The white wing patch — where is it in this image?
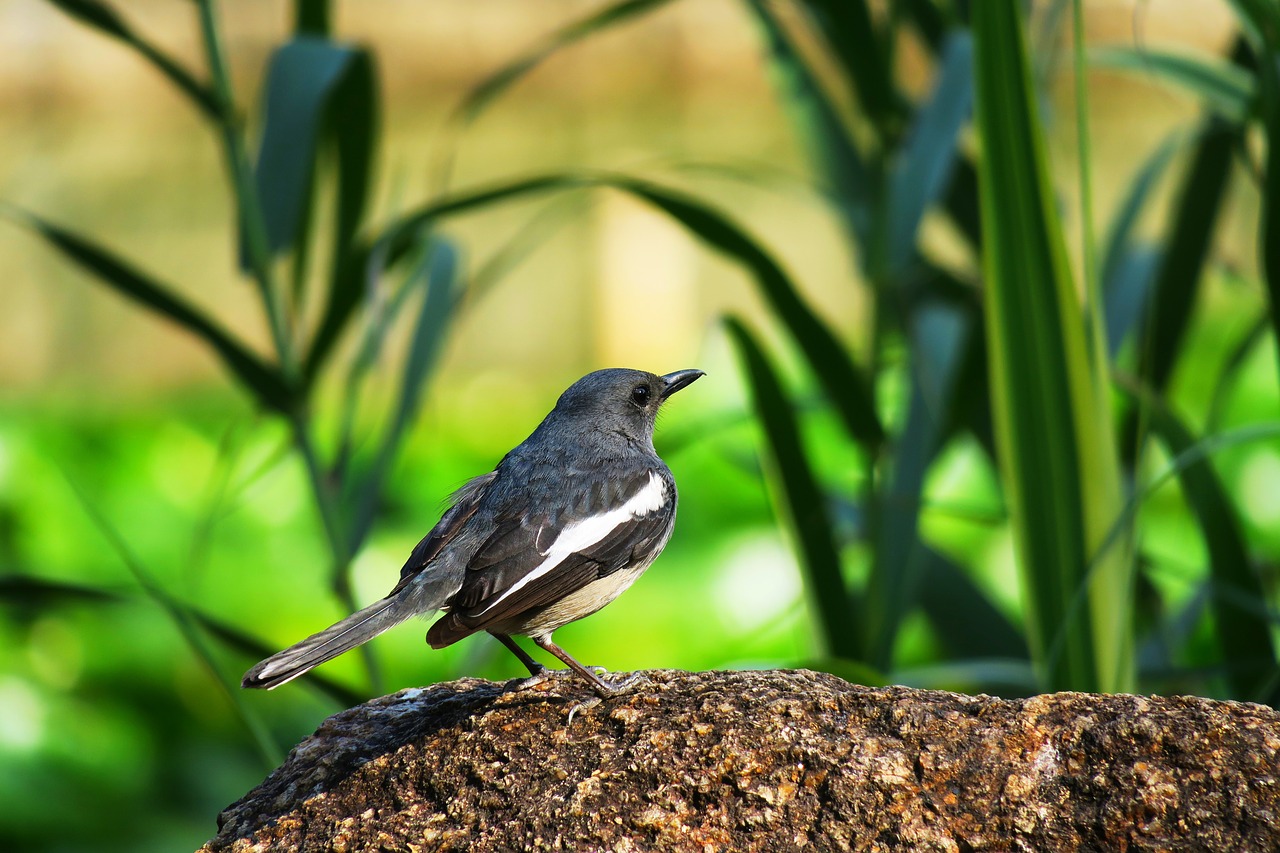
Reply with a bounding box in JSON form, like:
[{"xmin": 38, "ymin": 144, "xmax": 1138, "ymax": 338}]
[{"xmin": 474, "ymin": 471, "xmax": 668, "ymax": 617}]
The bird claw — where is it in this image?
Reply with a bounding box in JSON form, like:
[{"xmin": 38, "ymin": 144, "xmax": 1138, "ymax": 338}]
[
  {"xmin": 507, "ymin": 667, "xmax": 553, "ymax": 693},
  {"xmin": 590, "ymin": 670, "xmax": 651, "ymax": 697},
  {"xmin": 566, "ymin": 696, "xmax": 602, "ymax": 725}
]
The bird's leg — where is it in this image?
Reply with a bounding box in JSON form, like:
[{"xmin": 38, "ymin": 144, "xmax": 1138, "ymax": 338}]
[
  {"xmin": 530, "ymin": 634, "xmax": 649, "ymax": 699},
  {"xmin": 492, "ymin": 632, "xmax": 556, "ymax": 692}
]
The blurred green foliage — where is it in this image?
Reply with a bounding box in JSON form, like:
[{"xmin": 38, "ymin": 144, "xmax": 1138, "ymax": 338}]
[{"xmin": 2, "ymin": 1, "xmax": 1280, "ymax": 852}]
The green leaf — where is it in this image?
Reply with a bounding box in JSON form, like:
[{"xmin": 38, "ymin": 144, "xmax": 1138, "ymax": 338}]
[
  {"xmin": 453, "ymin": 0, "xmax": 675, "ymax": 127},
  {"xmin": 1101, "ymin": 134, "xmax": 1181, "ymax": 294},
  {"xmin": 348, "ymin": 237, "xmax": 461, "ymax": 555},
  {"xmin": 0, "ymin": 574, "xmax": 122, "ymax": 612},
  {"xmin": 746, "ymin": 0, "xmax": 872, "ymax": 245},
  {"xmin": 61, "ymin": 469, "xmax": 282, "ymax": 767},
  {"xmin": 188, "ymin": 608, "xmax": 364, "ymax": 707},
  {"xmin": 299, "ymin": 43, "xmax": 379, "ymax": 386},
  {"xmin": 1103, "ymin": 245, "xmax": 1160, "ymax": 360},
  {"xmin": 1120, "ymin": 381, "xmax": 1279, "ymax": 704},
  {"xmin": 1138, "ymin": 119, "xmax": 1237, "ymax": 396},
  {"xmin": 252, "ymin": 38, "xmax": 375, "ymax": 258},
  {"xmin": 973, "ymin": 0, "xmax": 1132, "ymax": 692},
  {"xmin": 917, "ymin": 549, "xmax": 1028, "ymax": 661},
  {"xmin": 886, "ymin": 31, "xmax": 974, "ymax": 276},
  {"xmin": 7, "ymin": 209, "xmax": 292, "ymax": 413},
  {"xmin": 292, "ymin": 0, "xmax": 331, "ymax": 35},
  {"xmin": 800, "ymin": 0, "xmax": 899, "ymax": 135},
  {"xmin": 1100, "ymin": 134, "xmax": 1181, "ymax": 356},
  {"xmin": 375, "ymin": 173, "xmax": 886, "ymax": 451},
  {"xmin": 1090, "ymin": 46, "xmax": 1254, "ymax": 122},
  {"xmin": 864, "ymin": 303, "xmax": 969, "ymax": 669},
  {"xmin": 45, "ymin": 0, "xmax": 221, "ymax": 119},
  {"xmin": 724, "ymin": 316, "xmax": 860, "ymax": 662},
  {"xmin": 1258, "ymin": 50, "xmax": 1280, "ymax": 383}
]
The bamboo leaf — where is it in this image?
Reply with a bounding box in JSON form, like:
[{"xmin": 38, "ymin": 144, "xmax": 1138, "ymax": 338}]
[
  {"xmin": 886, "ymin": 31, "xmax": 974, "ymax": 276},
  {"xmin": 0, "ymin": 574, "xmax": 123, "ymax": 611},
  {"xmin": 1100, "ymin": 135, "xmax": 1181, "ymax": 356},
  {"xmin": 375, "ymin": 173, "xmax": 886, "ymax": 451},
  {"xmin": 724, "ymin": 316, "xmax": 860, "ymax": 662},
  {"xmin": 61, "ymin": 470, "xmax": 282, "ymax": 766},
  {"xmin": 973, "ymin": 0, "xmax": 1131, "ymax": 692},
  {"xmin": 800, "ymin": 0, "xmax": 899, "ymax": 134},
  {"xmin": 917, "ymin": 548, "xmax": 1028, "ymax": 661},
  {"xmin": 864, "ymin": 303, "xmax": 969, "ymax": 669},
  {"xmin": 1138, "ymin": 119, "xmax": 1237, "ymax": 396},
  {"xmin": 746, "ymin": 0, "xmax": 872, "ymax": 244},
  {"xmin": 252, "ymin": 38, "xmax": 375, "ymax": 258},
  {"xmin": 44, "ymin": 0, "xmax": 221, "ymax": 119},
  {"xmin": 7, "ymin": 209, "xmax": 292, "ymax": 413},
  {"xmin": 348, "ymin": 237, "xmax": 461, "ymax": 554},
  {"xmin": 1091, "ymin": 46, "xmax": 1254, "ymax": 122},
  {"xmin": 453, "ymin": 0, "xmax": 675, "ymax": 127},
  {"xmin": 1258, "ymin": 50, "xmax": 1280, "ymax": 382},
  {"xmin": 1121, "ymin": 381, "xmax": 1280, "ymax": 704},
  {"xmin": 300, "ymin": 45, "xmax": 379, "ymax": 386}
]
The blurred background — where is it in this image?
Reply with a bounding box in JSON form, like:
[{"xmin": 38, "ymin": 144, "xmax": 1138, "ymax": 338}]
[{"xmin": 1, "ymin": 1, "xmax": 1277, "ymax": 851}]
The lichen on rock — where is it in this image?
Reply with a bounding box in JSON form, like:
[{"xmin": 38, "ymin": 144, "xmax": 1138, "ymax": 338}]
[{"xmin": 201, "ymin": 669, "xmax": 1280, "ymax": 852}]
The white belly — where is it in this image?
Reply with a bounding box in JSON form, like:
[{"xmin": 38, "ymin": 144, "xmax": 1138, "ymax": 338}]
[{"xmin": 501, "ymin": 560, "xmax": 653, "ymax": 639}]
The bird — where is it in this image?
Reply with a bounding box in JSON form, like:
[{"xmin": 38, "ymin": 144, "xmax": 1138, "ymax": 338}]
[{"xmin": 242, "ymin": 367, "xmax": 704, "ymax": 700}]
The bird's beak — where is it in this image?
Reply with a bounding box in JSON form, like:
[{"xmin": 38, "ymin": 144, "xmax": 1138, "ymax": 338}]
[{"xmin": 660, "ymin": 369, "xmax": 705, "ymax": 399}]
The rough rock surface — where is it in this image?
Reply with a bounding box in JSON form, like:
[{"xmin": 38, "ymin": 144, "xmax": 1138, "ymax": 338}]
[{"xmin": 201, "ymin": 669, "xmax": 1280, "ymax": 852}]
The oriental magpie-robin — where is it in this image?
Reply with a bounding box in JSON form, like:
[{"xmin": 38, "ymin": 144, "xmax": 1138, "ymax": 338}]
[{"xmin": 242, "ymin": 367, "xmax": 704, "ymax": 699}]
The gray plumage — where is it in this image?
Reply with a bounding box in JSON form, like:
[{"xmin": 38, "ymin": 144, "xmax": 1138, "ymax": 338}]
[{"xmin": 242, "ymin": 367, "xmax": 703, "ymax": 697}]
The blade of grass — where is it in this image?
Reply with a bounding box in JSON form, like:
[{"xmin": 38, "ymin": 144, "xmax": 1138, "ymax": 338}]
[
  {"xmin": 433, "ymin": 0, "xmax": 676, "ymax": 191},
  {"xmin": 0, "ymin": 574, "xmax": 123, "ymax": 610},
  {"xmin": 44, "ymin": 0, "xmax": 221, "ymax": 120},
  {"xmin": 188, "ymin": 607, "xmax": 364, "ymax": 707},
  {"xmin": 61, "ymin": 469, "xmax": 282, "ymax": 768},
  {"xmin": 885, "ymin": 31, "xmax": 974, "ymax": 277},
  {"xmin": 1101, "ymin": 135, "xmax": 1181, "ymax": 299},
  {"xmin": 1137, "ymin": 118, "xmax": 1238, "ymax": 397},
  {"xmin": 6, "ymin": 208, "xmax": 292, "ymax": 413},
  {"xmin": 252, "ymin": 38, "xmax": 371, "ymax": 257},
  {"xmin": 1258, "ymin": 49, "xmax": 1280, "ymax": 382},
  {"xmin": 917, "ymin": 548, "xmax": 1028, "ymax": 661},
  {"xmin": 974, "ymin": 0, "xmax": 1131, "ymax": 691},
  {"xmin": 348, "ymin": 237, "xmax": 461, "ymax": 554},
  {"xmin": 1090, "ymin": 46, "xmax": 1254, "ymax": 122},
  {"xmin": 800, "ymin": 0, "xmax": 899, "ymax": 138},
  {"xmin": 724, "ymin": 316, "xmax": 861, "ymax": 662},
  {"xmin": 375, "ymin": 172, "xmax": 886, "ymax": 451},
  {"xmin": 865, "ymin": 303, "xmax": 968, "ymax": 669},
  {"xmin": 198, "ymin": 0, "xmax": 295, "ymax": 380},
  {"xmin": 1116, "ymin": 375, "xmax": 1279, "ymax": 704},
  {"xmin": 746, "ymin": 0, "xmax": 872, "ymax": 245}
]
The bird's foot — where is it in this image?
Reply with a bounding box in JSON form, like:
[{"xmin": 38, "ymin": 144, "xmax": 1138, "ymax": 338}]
[
  {"xmin": 586, "ymin": 670, "xmax": 651, "ymax": 699},
  {"xmin": 507, "ymin": 665, "xmax": 555, "ymax": 693},
  {"xmin": 566, "ymin": 696, "xmax": 602, "ymax": 725},
  {"xmin": 565, "ymin": 672, "xmax": 650, "ymax": 725}
]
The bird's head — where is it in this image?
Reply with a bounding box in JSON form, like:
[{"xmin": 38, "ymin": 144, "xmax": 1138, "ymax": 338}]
[{"xmin": 549, "ymin": 367, "xmax": 704, "ymax": 446}]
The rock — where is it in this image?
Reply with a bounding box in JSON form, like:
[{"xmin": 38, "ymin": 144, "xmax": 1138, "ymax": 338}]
[{"xmin": 200, "ymin": 669, "xmax": 1280, "ymax": 852}]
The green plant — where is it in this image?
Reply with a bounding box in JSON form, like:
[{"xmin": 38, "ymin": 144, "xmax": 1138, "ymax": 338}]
[{"xmin": 725, "ymin": 0, "xmax": 1280, "ymax": 700}]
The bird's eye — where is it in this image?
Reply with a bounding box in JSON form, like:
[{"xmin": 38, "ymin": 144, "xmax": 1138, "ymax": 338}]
[{"xmin": 631, "ymin": 384, "xmax": 651, "ymax": 405}]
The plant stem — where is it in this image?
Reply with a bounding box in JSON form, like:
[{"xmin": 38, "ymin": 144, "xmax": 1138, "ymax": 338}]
[
  {"xmin": 1072, "ymin": 0, "xmax": 1102, "ymax": 339},
  {"xmin": 197, "ymin": 0, "xmax": 297, "ymax": 384}
]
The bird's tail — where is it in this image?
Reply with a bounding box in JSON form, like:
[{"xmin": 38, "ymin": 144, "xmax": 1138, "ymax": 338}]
[{"xmin": 242, "ymin": 596, "xmax": 417, "ymax": 690}]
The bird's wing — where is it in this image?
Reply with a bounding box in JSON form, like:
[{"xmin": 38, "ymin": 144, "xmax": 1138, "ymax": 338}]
[
  {"xmin": 442, "ymin": 467, "xmax": 675, "ymax": 631},
  {"xmin": 387, "ymin": 471, "xmax": 497, "ymax": 596}
]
